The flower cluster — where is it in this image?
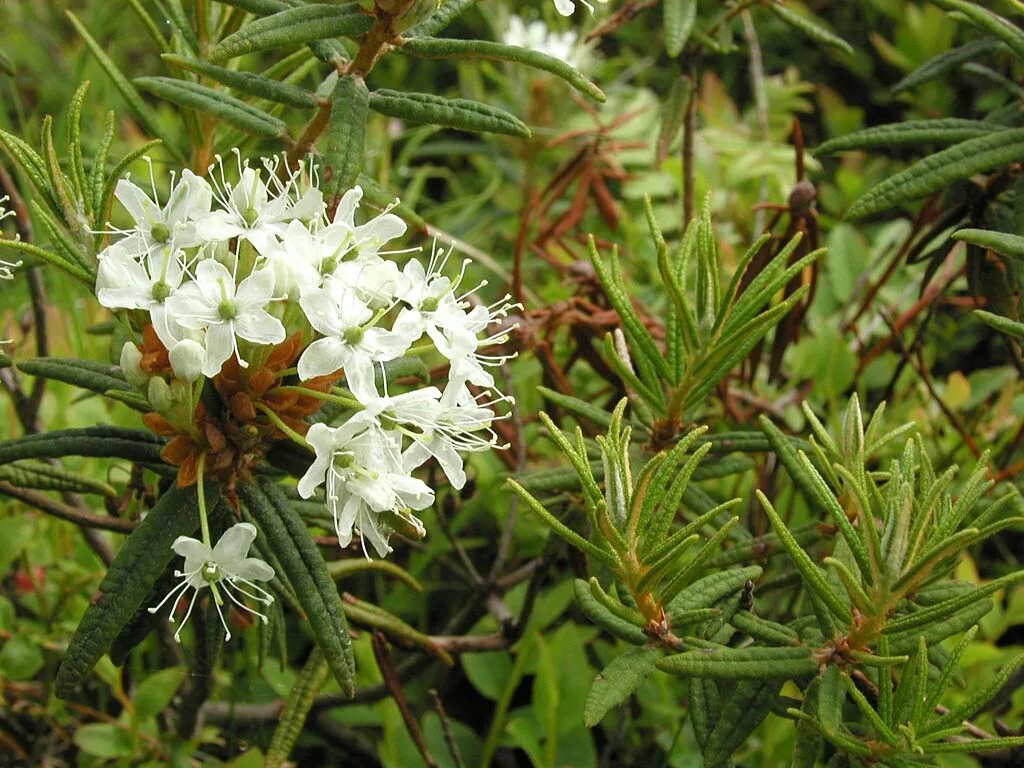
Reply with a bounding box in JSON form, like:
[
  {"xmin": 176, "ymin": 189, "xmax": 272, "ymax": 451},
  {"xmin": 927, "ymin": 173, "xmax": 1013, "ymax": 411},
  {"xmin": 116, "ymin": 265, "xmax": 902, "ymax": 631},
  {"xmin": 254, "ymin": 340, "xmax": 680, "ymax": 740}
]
[{"xmin": 97, "ymin": 153, "xmax": 517, "ymax": 560}]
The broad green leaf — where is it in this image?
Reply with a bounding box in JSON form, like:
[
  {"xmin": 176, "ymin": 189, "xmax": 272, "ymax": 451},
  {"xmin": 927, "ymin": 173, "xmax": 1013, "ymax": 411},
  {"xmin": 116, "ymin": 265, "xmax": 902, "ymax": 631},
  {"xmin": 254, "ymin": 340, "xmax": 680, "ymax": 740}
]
[
  {"xmin": 65, "ymin": 12, "xmax": 183, "ymax": 162},
  {"xmin": 0, "ymin": 634, "xmax": 44, "ymax": 680},
  {"xmin": 208, "ymin": 4, "xmax": 372, "ymax": 63},
  {"xmin": 767, "ymin": 4, "xmax": 853, "ymax": 55},
  {"xmin": 73, "ymin": 724, "xmax": 133, "ymax": 759},
  {"xmin": 664, "ymin": 0, "xmax": 697, "ymax": 58},
  {"xmin": 849, "ymin": 128, "xmax": 1024, "ymax": 219},
  {"xmin": 54, "ymin": 484, "xmax": 212, "ymax": 697},
  {"xmin": 584, "ymin": 646, "xmax": 661, "ymax": 727},
  {"xmin": 400, "ymin": 37, "xmax": 604, "ymax": 101},
  {"xmin": 368, "ymin": 89, "xmax": 530, "ymax": 137},
  {"xmin": 323, "ymin": 74, "xmax": 369, "ymax": 196},
  {"xmin": 657, "ymin": 645, "xmax": 818, "ymax": 680},
  {"xmin": 133, "ymin": 666, "xmax": 187, "ymax": 721},
  {"xmin": 135, "ymin": 77, "xmax": 288, "ymax": 139},
  {"xmin": 240, "ymin": 479, "xmax": 356, "ymax": 696},
  {"xmin": 162, "ymin": 55, "xmax": 320, "ymax": 109},
  {"xmin": 815, "ymin": 119, "xmax": 1005, "ymax": 155}
]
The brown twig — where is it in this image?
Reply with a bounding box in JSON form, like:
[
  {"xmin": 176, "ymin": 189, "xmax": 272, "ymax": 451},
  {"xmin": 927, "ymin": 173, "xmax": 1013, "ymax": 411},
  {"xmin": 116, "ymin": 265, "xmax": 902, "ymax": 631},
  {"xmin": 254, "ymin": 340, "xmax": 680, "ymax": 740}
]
[
  {"xmin": 0, "ymin": 481, "xmax": 135, "ymax": 533},
  {"xmin": 430, "ymin": 690, "xmax": 467, "ymax": 768},
  {"xmin": 372, "ymin": 631, "xmax": 439, "ymax": 768}
]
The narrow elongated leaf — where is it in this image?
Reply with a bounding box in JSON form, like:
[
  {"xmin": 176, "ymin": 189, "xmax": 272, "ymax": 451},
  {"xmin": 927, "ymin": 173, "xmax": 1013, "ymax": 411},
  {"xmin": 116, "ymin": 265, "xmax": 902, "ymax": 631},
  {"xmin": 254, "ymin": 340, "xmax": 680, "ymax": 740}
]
[
  {"xmin": 403, "ymin": 0, "xmax": 480, "ymax": 38},
  {"xmin": 846, "ymin": 129, "xmax": 1024, "ymax": 219},
  {"xmin": 657, "ymin": 74, "xmax": 691, "ymax": 163},
  {"xmin": 0, "ymin": 426, "xmax": 165, "ymax": 466},
  {"xmin": 400, "ymin": 37, "xmax": 604, "ymax": 101},
  {"xmin": 663, "ymin": 0, "xmax": 697, "ymax": 58},
  {"xmin": 265, "ymin": 649, "xmax": 329, "ymax": 768},
  {"xmin": 162, "ymin": 55, "xmax": 320, "ymax": 109},
  {"xmin": 135, "ymin": 77, "xmax": 288, "ymax": 139},
  {"xmin": 953, "ymin": 227, "xmax": 1024, "ymax": 260},
  {"xmin": 815, "ymin": 119, "xmax": 1004, "ymax": 155},
  {"xmin": 767, "ymin": 4, "xmax": 853, "ymax": 55},
  {"xmin": 658, "ymin": 646, "xmax": 818, "ymax": 680},
  {"xmin": 975, "ymin": 309, "xmax": 1024, "ymax": 339},
  {"xmin": 324, "ymin": 74, "xmax": 369, "ymax": 196},
  {"xmin": 666, "ymin": 566, "xmax": 762, "ymax": 618},
  {"xmin": 891, "ymin": 38, "xmax": 1004, "ymax": 93},
  {"xmin": 0, "ymin": 461, "xmax": 116, "ymax": 498},
  {"xmin": 368, "ymin": 90, "xmax": 530, "ymax": 137},
  {"xmin": 703, "ymin": 680, "xmax": 779, "ymax": 767},
  {"xmin": 65, "ymin": 12, "xmax": 183, "ymax": 162},
  {"xmin": 537, "ymin": 386, "xmax": 613, "ymax": 429},
  {"xmin": 209, "ymin": 4, "xmax": 372, "ymax": 63},
  {"xmin": 17, "ymin": 357, "xmax": 131, "ymax": 395},
  {"xmin": 931, "ymin": 0, "xmax": 1024, "ymax": 62},
  {"xmin": 730, "ymin": 611, "xmax": 799, "ymax": 645},
  {"xmin": 54, "ymin": 484, "xmax": 212, "ymax": 696},
  {"xmin": 584, "ymin": 646, "xmax": 661, "ymax": 727},
  {"xmin": 240, "ymin": 479, "xmax": 356, "ymax": 696},
  {"xmin": 573, "ymin": 579, "xmax": 647, "ymax": 645}
]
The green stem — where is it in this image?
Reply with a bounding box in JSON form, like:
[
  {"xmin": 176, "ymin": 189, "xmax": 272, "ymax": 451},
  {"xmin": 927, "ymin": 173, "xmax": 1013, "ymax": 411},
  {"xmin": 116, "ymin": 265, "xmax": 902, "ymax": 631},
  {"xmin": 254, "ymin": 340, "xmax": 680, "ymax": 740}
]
[
  {"xmin": 255, "ymin": 403, "xmax": 311, "ymax": 449},
  {"xmin": 197, "ymin": 451, "xmax": 211, "ymax": 547},
  {"xmin": 277, "ymin": 385, "xmax": 364, "ymax": 410}
]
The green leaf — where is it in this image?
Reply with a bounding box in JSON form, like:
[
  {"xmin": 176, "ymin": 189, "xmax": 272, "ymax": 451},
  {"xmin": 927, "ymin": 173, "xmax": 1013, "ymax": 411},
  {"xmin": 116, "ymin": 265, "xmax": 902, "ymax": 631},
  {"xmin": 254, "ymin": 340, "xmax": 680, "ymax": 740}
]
[
  {"xmin": 846, "ymin": 129, "xmax": 1024, "ymax": 219},
  {"xmin": 65, "ymin": 12, "xmax": 183, "ymax": 163},
  {"xmin": 730, "ymin": 610, "xmax": 800, "ymax": 645},
  {"xmin": 135, "ymin": 77, "xmax": 288, "ymax": 139},
  {"xmin": 404, "ymin": 0, "xmax": 480, "ymax": 38},
  {"xmin": 756, "ymin": 490, "xmax": 852, "ymax": 624},
  {"xmin": 974, "ymin": 309, "xmax": 1024, "ymax": 339},
  {"xmin": 664, "ymin": 0, "xmax": 697, "ymax": 58},
  {"xmin": 162, "ymin": 55, "xmax": 320, "ymax": 109},
  {"xmin": 573, "ymin": 579, "xmax": 647, "ymax": 645},
  {"xmin": 815, "ymin": 119, "xmax": 1004, "ymax": 155},
  {"xmin": 240, "ymin": 479, "xmax": 356, "ymax": 697},
  {"xmin": 953, "ymin": 227, "xmax": 1024, "ymax": 260},
  {"xmin": 0, "ymin": 426, "xmax": 165, "ymax": 466},
  {"xmin": 400, "ymin": 37, "xmax": 604, "ymax": 101},
  {"xmin": 657, "ymin": 645, "xmax": 818, "ymax": 680},
  {"xmin": 324, "ymin": 74, "xmax": 369, "ymax": 196},
  {"xmin": 890, "ymin": 38, "xmax": 1004, "ymax": 93},
  {"xmin": 0, "ymin": 634, "xmax": 44, "ymax": 680},
  {"xmin": 265, "ymin": 649, "xmax": 329, "ymax": 768},
  {"xmin": 208, "ymin": 4, "xmax": 372, "ymax": 63},
  {"xmin": 17, "ymin": 356, "xmax": 131, "ymax": 395},
  {"xmin": 583, "ymin": 645, "xmax": 661, "ymax": 727},
  {"xmin": 537, "ymin": 386, "xmax": 613, "ymax": 429},
  {"xmin": 0, "ymin": 461, "xmax": 116, "ymax": 498},
  {"xmin": 133, "ymin": 666, "xmax": 187, "ymax": 721},
  {"xmin": 74, "ymin": 723, "xmax": 133, "ymax": 759},
  {"xmin": 368, "ymin": 89, "xmax": 530, "ymax": 137},
  {"xmin": 931, "ymin": 0, "xmax": 1024, "ymax": 62},
  {"xmin": 657, "ymin": 74, "xmax": 691, "ymax": 163},
  {"xmin": 54, "ymin": 484, "xmax": 211, "ymax": 697},
  {"xmin": 767, "ymin": 4, "xmax": 853, "ymax": 55},
  {"xmin": 703, "ymin": 680, "xmax": 779, "ymax": 767},
  {"xmin": 666, "ymin": 566, "xmax": 762, "ymax": 619}
]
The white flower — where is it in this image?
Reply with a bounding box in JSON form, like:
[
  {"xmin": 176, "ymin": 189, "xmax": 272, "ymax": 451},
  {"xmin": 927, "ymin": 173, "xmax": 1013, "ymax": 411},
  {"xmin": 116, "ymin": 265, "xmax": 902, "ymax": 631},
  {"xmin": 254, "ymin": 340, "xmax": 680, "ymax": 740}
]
[
  {"xmin": 298, "ymin": 418, "xmax": 434, "ymax": 557},
  {"xmin": 393, "ymin": 251, "xmax": 481, "ymax": 359},
  {"xmin": 504, "ymin": 15, "xmax": 581, "ymax": 66},
  {"xmin": 166, "ymin": 259, "xmax": 285, "ymax": 376},
  {"xmin": 322, "ymin": 187, "xmax": 407, "ymax": 262},
  {"xmin": 111, "ymin": 166, "xmax": 213, "ymax": 254},
  {"xmin": 553, "ymin": 0, "xmax": 609, "ymax": 16},
  {"xmin": 148, "ymin": 522, "xmax": 275, "ymax": 641},
  {"xmin": 169, "ymin": 338, "xmax": 206, "ymax": 383},
  {"xmin": 199, "ymin": 158, "xmax": 323, "ymax": 257},
  {"xmin": 0, "ymin": 197, "xmax": 19, "ymax": 281},
  {"xmin": 296, "ymin": 281, "xmax": 414, "ymax": 401},
  {"xmin": 95, "ymin": 245, "xmax": 186, "ymax": 349}
]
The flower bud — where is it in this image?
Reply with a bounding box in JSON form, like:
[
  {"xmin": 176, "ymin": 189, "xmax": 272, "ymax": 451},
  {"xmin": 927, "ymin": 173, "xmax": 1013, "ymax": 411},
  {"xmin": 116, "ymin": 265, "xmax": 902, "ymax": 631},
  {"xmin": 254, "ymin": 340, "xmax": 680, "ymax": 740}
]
[
  {"xmin": 119, "ymin": 342, "xmax": 149, "ymax": 387},
  {"xmin": 147, "ymin": 376, "xmax": 173, "ymax": 413},
  {"xmin": 169, "ymin": 339, "xmax": 205, "ymax": 383}
]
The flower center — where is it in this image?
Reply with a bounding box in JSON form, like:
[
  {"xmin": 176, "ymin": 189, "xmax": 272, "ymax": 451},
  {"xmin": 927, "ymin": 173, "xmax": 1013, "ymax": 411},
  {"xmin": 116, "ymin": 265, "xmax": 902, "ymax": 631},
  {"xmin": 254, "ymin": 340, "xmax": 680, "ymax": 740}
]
[
  {"xmin": 421, "ymin": 296, "xmax": 440, "ymax": 312},
  {"xmin": 151, "ymin": 280, "xmax": 172, "ymax": 303},
  {"xmin": 150, "ymin": 222, "xmax": 171, "ymax": 243},
  {"xmin": 343, "ymin": 326, "xmax": 364, "ymax": 346},
  {"xmin": 320, "ymin": 256, "xmax": 338, "ymax": 275},
  {"xmin": 218, "ymin": 299, "xmax": 238, "ymax": 320},
  {"xmin": 334, "ymin": 451, "xmax": 355, "ymax": 469},
  {"xmin": 242, "ymin": 206, "xmax": 260, "ymax": 227},
  {"xmin": 201, "ymin": 563, "xmax": 221, "ymax": 584}
]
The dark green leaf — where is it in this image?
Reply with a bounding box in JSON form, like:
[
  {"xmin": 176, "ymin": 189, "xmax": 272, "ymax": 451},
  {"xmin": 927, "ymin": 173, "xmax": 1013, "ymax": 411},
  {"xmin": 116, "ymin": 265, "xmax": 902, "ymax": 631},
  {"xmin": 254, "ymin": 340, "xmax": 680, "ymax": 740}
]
[
  {"xmin": 162, "ymin": 55, "xmax": 321, "ymax": 109},
  {"xmin": 664, "ymin": 0, "xmax": 697, "ymax": 58},
  {"xmin": 368, "ymin": 90, "xmax": 530, "ymax": 137},
  {"xmin": 324, "ymin": 74, "xmax": 369, "ymax": 196},
  {"xmin": 815, "ymin": 119, "xmax": 1004, "ymax": 155},
  {"xmin": 584, "ymin": 646, "xmax": 661, "ymax": 727},
  {"xmin": 135, "ymin": 77, "xmax": 288, "ymax": 138}
]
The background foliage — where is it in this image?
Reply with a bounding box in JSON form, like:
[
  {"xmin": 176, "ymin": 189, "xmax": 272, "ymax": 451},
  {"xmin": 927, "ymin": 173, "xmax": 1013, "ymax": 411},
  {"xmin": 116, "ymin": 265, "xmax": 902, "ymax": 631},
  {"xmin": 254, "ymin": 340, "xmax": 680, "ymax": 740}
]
[{"xmin": 3, "ymin": 1, "xmax": 1024, "ymax": 766}]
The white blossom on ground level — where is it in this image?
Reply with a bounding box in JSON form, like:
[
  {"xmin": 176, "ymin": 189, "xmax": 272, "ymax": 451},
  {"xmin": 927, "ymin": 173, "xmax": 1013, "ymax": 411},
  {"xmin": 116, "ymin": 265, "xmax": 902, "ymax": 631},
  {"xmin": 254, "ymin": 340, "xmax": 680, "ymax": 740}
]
[
  {"xmin": 148, "ymin": 523, "xmax": 275, "ymax": 641},
  {"xmin": 95, "ymin": 154, "xmax": 517, "ymax": 560}
]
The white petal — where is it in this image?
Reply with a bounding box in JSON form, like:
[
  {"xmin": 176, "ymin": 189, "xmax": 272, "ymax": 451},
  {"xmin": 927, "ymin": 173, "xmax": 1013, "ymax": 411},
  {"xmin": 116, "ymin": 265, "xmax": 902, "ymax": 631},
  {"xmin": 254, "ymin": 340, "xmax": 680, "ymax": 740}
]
[
  {"xmin": 297, "ymin": 336, "xmax": 349, "ymax": 380},
  {"xmin": 203, "ymin": 323, "xmax": 235, "ymax": 377},
  {"xmin": 231, "ymin": 557, "xmax": 275, "ymax": 581},
  {"xmin": 212, "ymin": 522, "xmax": 257, "ymax": 567},
  {"xmin": 235, "ymin": 310, "xmax": 285, "ymax": 345}
]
